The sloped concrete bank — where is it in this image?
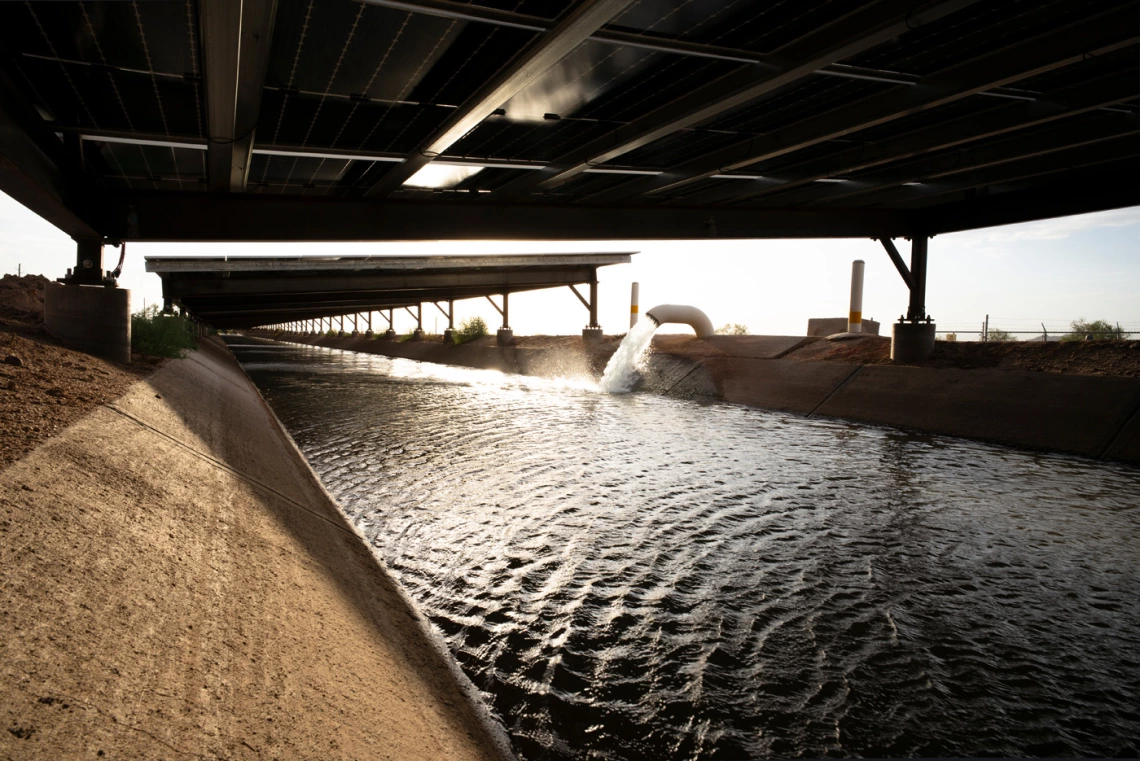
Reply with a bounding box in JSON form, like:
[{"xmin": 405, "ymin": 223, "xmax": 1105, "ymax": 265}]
[
  {"xmin": 1, "ymin": 337, "xmax": 511, "ymax": 760},
  {"xmin": 258, "ymin": 331, "xmax": 1140, "ymax": 465}
]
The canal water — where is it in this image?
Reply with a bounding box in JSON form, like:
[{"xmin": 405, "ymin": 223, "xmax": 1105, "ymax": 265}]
[{"xmin": 226, "ymin": 337, "xmax": 1140, "ymax": 760}]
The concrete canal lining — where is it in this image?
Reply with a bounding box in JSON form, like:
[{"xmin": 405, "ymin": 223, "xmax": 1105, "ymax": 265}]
[{"xmin": 0, "ymin": 338, "xmax": 510, "ymax": 760}]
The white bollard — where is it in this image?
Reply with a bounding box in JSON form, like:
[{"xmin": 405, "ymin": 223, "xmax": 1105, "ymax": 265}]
[
  {"xmin": 848, "ymin": 260, "xmax": 865, "ymax": 333},
  {"xmin": 630, "ymin": 282, "xmax": 640, "ymax": 328}
]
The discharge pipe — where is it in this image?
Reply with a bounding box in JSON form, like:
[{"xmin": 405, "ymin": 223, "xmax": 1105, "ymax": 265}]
[{"xmin": 645, "ymin": 304, "xmax": 715, "ymax": 338}]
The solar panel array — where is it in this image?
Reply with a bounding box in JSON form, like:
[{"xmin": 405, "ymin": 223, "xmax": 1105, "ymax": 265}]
[{"xmin": 0, "ymin": 0, "xmax": 1136, "ymax": 240}]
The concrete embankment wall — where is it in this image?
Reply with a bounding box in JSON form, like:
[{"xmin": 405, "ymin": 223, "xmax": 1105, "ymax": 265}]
[
  {"xmin": 0, "ymin": 337, "xmax": 510, "ymax": 760},
  {"xmin": 261, "ymin": 332, "xmax": 1140, "ymax": 465}
]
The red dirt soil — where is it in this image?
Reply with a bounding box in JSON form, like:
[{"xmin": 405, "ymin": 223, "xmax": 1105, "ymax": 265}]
[
  {"xmin": 1, "ymin": 274, "xmax": 159, "ymax": 468},
  {"xmin": 784, "ymin": 334, "xmax": 1140, "ymax": 377}
]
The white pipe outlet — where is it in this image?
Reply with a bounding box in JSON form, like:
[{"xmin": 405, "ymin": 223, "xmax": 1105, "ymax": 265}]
[{"xmin": 645, "ymin": 304, "xmax": 715, "ymax": 338}]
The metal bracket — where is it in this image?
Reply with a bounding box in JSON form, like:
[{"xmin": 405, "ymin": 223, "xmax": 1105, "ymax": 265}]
[
  {"xmin": 567, "ymin": 283, "xmax": 591, "ymax": 310},
  {"xmin": 878, "ymin": 237, "xmax": 913, "ymax": 289}
]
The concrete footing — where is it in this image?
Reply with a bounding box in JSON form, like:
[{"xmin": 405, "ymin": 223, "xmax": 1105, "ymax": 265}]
[
  {"xmin": 44, "ymin": 282, "xmax": 131, "ymax": 363},
  {"xmin": 497, "ymin": 328, "xmax": 514, "ymax": 344},
  {"xmin": 582, "ymin": 326, "xmax": 603, "ymax": 341},
  {"xmin": 412, "ymin": 328, "xmax": 426, "ymax": 341},
  {"xmin": 384, "ymin": 329, "xmax": 397, "ymax": 340},
  {"xmin": 892, "ymin": 321, "xmax": 937, "ymax": 363},
  {"xmin": 443, "ymin": 328, "xmax": 456, "ymax": 343},
  {"xmin": 365, "ymin": 330, "xmax": 374, "ymax": 338}
]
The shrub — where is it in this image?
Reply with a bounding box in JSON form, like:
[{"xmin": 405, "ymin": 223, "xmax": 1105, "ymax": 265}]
[
  {"xmin": 984, "ymin": 328, "xmax": 1015, "ymax": 342},
  {"xmin": 1062, "ymin": 318, "xmax": 1128, "ymax": 341},
  {"xmin": 454, "ymin": 316, "xmax": 488, "ymax": 344},
  {"xmin": 131, "ymin": 304, "xmax": 197, "ymax": 358},
  {"xmin": 716, "ymin": 323, "xmax": 749, "ymax": 335}
]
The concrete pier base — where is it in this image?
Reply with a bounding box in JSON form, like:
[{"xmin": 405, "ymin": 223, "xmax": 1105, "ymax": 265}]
[
  {"xmin": 43, "ymin": 282, "xmax": 131, "ymax": 363},
  {"xmin": 497, "ymin": 328, "xmax": 514, "ymax": 344},
  {"xmin": 384, "ymin": 329, "xmax": 397, "ymax": 340},
  {"xmin": 412, "ymin": 328, "xmax": 426, "ymax": 341},
  {"xmin": 892, "ymin": 321, "xmax": 937, "ymax": 363},
  {"xmin": 443, "ymin": 328, "xmax": 456, "ymax": 343},
  {"xmin": 582, "ymin": 326, "xmax": 603, "ymax": 341}
]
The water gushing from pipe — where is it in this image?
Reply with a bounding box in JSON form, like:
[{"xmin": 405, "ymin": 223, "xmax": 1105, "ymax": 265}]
[{"xmin": 598, "ymin": 317, "xmax": 658, "ymax": 393}]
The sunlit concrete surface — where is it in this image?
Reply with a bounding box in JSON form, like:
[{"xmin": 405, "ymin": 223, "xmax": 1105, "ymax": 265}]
[{"xmin": 0, "ymin": 339, "xmax": 507, "ymax": 760}]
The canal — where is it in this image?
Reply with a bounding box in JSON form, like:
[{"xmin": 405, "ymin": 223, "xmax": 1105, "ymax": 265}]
[{"xmin": 226, "ymin": 337, "xmax": 1139, "ymax": 760}]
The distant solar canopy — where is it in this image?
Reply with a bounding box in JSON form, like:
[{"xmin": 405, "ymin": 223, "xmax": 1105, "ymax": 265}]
[
  {"xmin": 146, "ymin": 253, "xmax": 633, "ymax": 328},
  {"xmin": 0, "ymin": 0, "xmax": 1136, "ymax": 243}
]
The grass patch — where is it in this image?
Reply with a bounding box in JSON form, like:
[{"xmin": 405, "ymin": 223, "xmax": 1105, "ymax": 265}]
[{"xmin": 131, "ymin": 304, "xmax": 197, "ymax": 358}]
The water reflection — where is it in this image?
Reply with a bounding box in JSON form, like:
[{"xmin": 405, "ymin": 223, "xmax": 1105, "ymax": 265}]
[{"xmin": 229, "ymin": 337, "xmax": 1140, "ymax": 760}]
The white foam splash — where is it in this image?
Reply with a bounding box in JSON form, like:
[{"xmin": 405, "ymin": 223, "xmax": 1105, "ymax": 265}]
[{"xmin": 598, "ymin": 318, "xmax": 658, "ymax": 393}]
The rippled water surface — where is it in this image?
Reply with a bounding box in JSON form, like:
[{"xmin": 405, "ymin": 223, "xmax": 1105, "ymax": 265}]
[{"xmin": 228, "ymin": 337, "xmax": 1140, "ymax": 760}]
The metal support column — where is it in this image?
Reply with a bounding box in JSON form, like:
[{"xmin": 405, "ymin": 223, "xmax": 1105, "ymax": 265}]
[
  {"xmin": 880, "ymin": 235, "xmax": 935, "ymax": 362},
  {"xmin": 435, "ymin": 300, "xmax": 456, "ymax": 343},
  {"xmin": 66, "ymin": 239, "xmax": 107, "ymax": 285},
  {"xmin": 487, "ymin": 294, "xmax": 513, "ymax": 343},
  {"xmin": 907, "ymin": 236, "xmax": 928, "ymax": 322}
]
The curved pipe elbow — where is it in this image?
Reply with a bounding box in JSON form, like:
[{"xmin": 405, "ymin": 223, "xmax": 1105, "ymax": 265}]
[{"xmin": 644, "ymin": 304, "xmax": 715, "ymax": 338}]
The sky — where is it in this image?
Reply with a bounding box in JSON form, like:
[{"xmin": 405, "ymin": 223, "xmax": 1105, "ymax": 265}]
[{"xmin": 2, "ymin": 190, "xmax": 1138, "ymax": 339}]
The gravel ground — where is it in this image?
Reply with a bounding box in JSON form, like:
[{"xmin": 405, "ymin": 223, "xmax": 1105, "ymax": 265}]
[
  {"xmin": 1, "ymin": 274, "xmax": 160, "ymax": 467},
  {"xmin": 784, "ymin": 334, "xmax": 1140, "ymax": 376}
]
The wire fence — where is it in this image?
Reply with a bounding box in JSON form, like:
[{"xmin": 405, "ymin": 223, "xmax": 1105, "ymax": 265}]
[{"xmin": 935, "ymin": 318, "xmax": 1139, "ymax": 342}]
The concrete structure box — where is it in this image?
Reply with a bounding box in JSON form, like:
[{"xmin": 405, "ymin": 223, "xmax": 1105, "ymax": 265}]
[
  {"xmin": 44, "ymin": 282, "xmax": 131, "ymax": 364},
  {"xmin": 807, "ymin": 318, "xmax": 881, "ymax": 337}
]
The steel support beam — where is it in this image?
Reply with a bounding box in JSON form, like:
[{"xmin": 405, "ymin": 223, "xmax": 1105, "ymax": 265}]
[
  {"xmin": 676, "ymin": 68, "xmax": 1140, "ymax": 207},
  {"xmin": 588, "ymin": 7, "xmax": 1138, "ymax": 203},
  {"xmin": 492, "ymin": 0, "xmax": 981, "ymax": 198},
  {"xmin": 770, "ymin": 112, "xmax": 1138, "ymax": 208},
  {"xmin": 364, "ymin": 0, "xmax": 637, "ymax": 196},
  {"xmin": 832, "ymin": 134, "xmax": 1137, "ymax": 208},
  {"xmin": 879, "ymin": 238, "xmax": 913, "ymax": 290},
  {"xmin": 0, "ymin": 64, "xmax": 107, "ymax": 238},
  {"xmin": 161, "ymin": 271, "xmax": 601, "ymax": 299},
  {"xmin": 113, "ymin": 193, "xmax": 912, "ymax": 240},
  {"xmin": 913, "ymin": 166, "xmax": 1140, "ymax": 236},
  {"xmin": 199, "ymin": 0, "xmax": 278, "ymax": 191}
]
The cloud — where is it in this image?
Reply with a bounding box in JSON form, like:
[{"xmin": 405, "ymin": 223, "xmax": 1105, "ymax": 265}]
[{"xmin": 948, "ymin": 206, "xmax": 1140, "ymax": 247}]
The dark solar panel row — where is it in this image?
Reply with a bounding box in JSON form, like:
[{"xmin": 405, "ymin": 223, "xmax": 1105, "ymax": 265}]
[{"xmin": 0, "ymin": 0, "xmax": 1133, "ymax": 238}]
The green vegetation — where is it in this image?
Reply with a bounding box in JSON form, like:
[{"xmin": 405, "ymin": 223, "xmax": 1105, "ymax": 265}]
[
  {"xmin": 985, "ymin": 328, "xmax": 1015, "ymax": 342},
  {"xmin": 131, "ymin": 304, "xmax": 197, "ymax": 358},
  {"xmin": 453, "ymin": 316, "xmax": 488, "ymax": 344},
  {"xmin": 1062, "ymin": 318, "xmax": 1129, "ymax": 341},
  {"xmin": 716, "ymin": 323, "xmax": 749, "ymax": 335}
]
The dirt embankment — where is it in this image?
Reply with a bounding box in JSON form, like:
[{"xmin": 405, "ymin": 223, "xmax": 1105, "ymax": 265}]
[
  {"xmin": 784, "ymin": 334, "xmax": 1140, "ymax": 377},
  {"xmin": 0, "ymin": 274, "xmax": 159, "ymax": 467}
]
